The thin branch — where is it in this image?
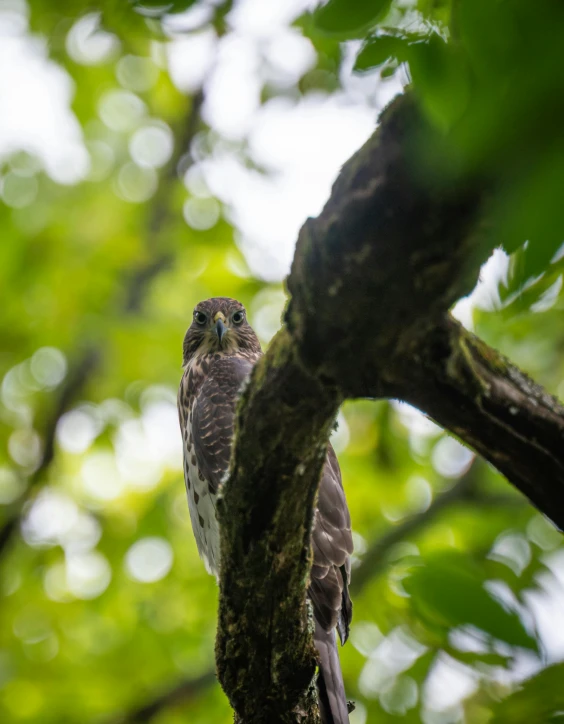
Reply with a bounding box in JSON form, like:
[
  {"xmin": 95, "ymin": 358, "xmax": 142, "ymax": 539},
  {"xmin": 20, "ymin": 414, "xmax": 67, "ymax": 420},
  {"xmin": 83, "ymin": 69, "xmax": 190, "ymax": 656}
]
[
  {"xmin": 0, "ymin": 89, "xmax": 205, "ymax": 558},
  {"xmin": 0, "ymin": 345, "xmax": 100, "ymax": 554},
  {"xmin": 124, "ymin": 89, "xmax": 204, "ymax": 314},
  {"xmin": 351, "ymin": 466, "xmax": 525, "ymax": 595},
  {"xmin": 103, "ymin": 670, "xmax": 216, "ymax": 724},
  {"xmin": 351, "ymin": 469, "xmax": 477, "ymax": 595}
]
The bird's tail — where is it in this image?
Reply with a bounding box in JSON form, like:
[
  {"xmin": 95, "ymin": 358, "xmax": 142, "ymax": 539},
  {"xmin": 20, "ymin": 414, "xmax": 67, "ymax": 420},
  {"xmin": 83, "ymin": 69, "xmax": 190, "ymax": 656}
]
[{"xmin": 314, "ymin": 619, "xmax": 350, "ymax": 724}]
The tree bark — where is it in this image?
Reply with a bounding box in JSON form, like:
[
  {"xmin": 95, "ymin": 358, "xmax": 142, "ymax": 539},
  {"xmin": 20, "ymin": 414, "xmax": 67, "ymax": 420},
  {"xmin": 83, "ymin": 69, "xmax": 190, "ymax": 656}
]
[
  {"xmin": 216, "ymin": 91, "xmax": 564, "ymax": 721},
  {"xmin": 217, "ymin": 333, "xmax": 338, "ymax": 723},
  {"xmin": 398, "ymin": 317, "xmax": 564, "ymax": 529}
]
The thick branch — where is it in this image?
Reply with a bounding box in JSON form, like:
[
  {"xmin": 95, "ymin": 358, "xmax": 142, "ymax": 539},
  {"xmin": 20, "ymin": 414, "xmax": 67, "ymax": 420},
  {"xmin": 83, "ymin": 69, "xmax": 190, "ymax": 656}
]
[
  {"xmin": 286, "ymin": 92, "xmax": 489, "ymax": 395},
  {"xmin": 217, "ymin": 331, "xmax": 339, "ymax": 723},
  {"xmin": 218, "ymin": 90, "xmax": 564, "ymax": 721},
  {"xmin": 284, "ymin": 91, "xmax": 564, "ymax": 527},
  {"xmin": 398, "ymin": 316, "xmax": 564, "ymax": 528}
]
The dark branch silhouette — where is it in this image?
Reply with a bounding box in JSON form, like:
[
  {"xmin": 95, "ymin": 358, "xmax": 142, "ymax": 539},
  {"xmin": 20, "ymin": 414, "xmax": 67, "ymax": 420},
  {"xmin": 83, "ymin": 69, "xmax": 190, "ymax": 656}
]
[
  {"xmin": 351, "ymin": 464, "xmax": 525, "ymax": 595},
  {"xmin": 102, "ymin": 670, "xmax": 216, "ymax": 724},
  {"xmin": 216, "ymin": 91, "xmax": 564, "ymax": 721}
]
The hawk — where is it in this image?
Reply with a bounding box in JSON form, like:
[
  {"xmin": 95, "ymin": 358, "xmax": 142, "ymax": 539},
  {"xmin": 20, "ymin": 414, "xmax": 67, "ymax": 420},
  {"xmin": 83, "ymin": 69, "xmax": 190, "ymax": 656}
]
[{"xmin": 178, "ymin": 297, "xmax": 353, "ymax": 724}]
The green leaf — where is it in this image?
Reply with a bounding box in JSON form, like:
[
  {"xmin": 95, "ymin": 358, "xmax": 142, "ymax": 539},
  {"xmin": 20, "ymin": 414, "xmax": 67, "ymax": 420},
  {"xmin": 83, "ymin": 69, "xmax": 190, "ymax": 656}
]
[
  {"xmin": 131, "ymin": 0, "xmax": 198, "ymax": 16},
  {"xmin": 380, "ymin": 61, "xmax": 398, "ymax": 79},
  {"xmin": 403, "ymin": 552, "xmax": 539, "ymax": 652},
  {"xmin": 499, "ymin": 253, "xmax": 564, "ymax": 314},
  {"xmin": 492, "ymin": 663, "xmax": 564, "ymax": 723},
  {"xmin": 354, "ymin": 34, "xmax": 409, "ymax": 72},
  {"xmin": 409, "ymin": 33, "xmax": 471, "ymax": 131},
  {"xmin": 313, "ymin": 0, "xmax": 393, "ymax": 39},
  {"xmin": 451, "ymin": 649, "xmax": 511, "ymax": 668},
  {"xmin": 496, "ymin": 147, "xmax": 564, "ymax": 286}
]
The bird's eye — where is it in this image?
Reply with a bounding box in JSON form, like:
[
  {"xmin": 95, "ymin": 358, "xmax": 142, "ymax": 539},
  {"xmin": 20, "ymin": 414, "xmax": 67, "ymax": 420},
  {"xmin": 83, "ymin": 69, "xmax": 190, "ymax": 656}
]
[
  {"xmin": 194, "ymin": 311, "xmax": 207, "ymax": 325},
  {"xmin": 232, "ymin": 311, "xmax": 245, "ymax": 325}
]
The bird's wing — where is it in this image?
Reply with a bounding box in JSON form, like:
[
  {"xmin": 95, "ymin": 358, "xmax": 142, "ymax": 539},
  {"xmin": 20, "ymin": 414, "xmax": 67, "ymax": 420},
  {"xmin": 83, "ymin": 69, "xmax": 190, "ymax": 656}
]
[
  {"xmin": 309, "ymin": 443, "xmax": 353, "ymax": 645},
  {"xmin": 191, "ymin": 356, "xmax": 255, "ymax": 493}
]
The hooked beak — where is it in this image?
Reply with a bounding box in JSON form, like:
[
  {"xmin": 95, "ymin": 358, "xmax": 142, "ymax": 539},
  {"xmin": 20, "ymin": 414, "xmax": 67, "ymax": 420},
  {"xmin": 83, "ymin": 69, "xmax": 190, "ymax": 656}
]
[{"xmin": 215, "ymin": 317, "xmax": 227, "ymax": 343}]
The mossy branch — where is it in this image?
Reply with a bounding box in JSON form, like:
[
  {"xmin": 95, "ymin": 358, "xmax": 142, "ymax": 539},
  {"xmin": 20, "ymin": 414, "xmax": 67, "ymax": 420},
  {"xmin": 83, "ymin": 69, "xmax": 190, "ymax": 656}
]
[
  {"xmin": 217, "ymin": 332, "xmax": 339, "ymax": 723},
  {"xmin": 217, "ymin": 91, "xmax": 564, "ymax": 722},
  {"xmin": 399, "ymin": 317, "xmax": 564, "ymax": 528}
]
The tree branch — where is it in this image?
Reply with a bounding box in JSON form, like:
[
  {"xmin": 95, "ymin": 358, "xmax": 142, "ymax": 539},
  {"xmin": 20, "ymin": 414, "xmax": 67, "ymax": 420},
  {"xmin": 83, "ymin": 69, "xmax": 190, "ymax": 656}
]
[
  {"xmin": 0, "ymin": 345, "xmax": 100, "ymax": 554},
  {"xmin": 285, "ymin": 93, "xmax": 489, "ymax": 395},
  {"xmin": 351, "ymin": 465, "xmax": 525, "ymax": 596},
  {"xmin": 217, "ymin": 90, "xmax": 564, "ymax": 721},
  {"xmin": 217, "ymin": 332, "xmax": 339, "ymax": 723},
  {"xmin": 102, "ymin": 670, "xmax": 215, "ymax": 724},
  {"xmin": 398, "ymin": 316, "xmax": 564, "ymax": 529},
  {"xmin": 284, "ymin": 91, "xmax": 564, "ymax": 527},
  {"xmin": 0, "ymin": 90, "xmax": 205, "ymax": 557}
]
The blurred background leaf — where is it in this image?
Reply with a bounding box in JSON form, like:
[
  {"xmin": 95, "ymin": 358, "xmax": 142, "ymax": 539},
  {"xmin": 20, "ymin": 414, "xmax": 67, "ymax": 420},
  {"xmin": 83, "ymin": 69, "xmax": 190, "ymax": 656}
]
[{"xmin": 313, "ymin": 0, "xmax": 393, "ymax": 39}]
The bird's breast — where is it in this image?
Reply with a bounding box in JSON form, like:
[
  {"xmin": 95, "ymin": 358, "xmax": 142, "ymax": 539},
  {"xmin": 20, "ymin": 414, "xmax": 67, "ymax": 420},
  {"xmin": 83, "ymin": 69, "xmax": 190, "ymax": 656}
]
[{"xmin": 183, "ymin": 434, "xmax": 220, "ymax": 578}]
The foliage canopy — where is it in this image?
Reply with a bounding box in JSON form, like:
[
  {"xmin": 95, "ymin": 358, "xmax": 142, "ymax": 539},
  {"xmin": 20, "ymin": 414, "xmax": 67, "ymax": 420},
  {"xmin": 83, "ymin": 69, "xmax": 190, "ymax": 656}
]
[{"xmin": 1, "ymin": 0, "xmax": 564, "ymax": 722}]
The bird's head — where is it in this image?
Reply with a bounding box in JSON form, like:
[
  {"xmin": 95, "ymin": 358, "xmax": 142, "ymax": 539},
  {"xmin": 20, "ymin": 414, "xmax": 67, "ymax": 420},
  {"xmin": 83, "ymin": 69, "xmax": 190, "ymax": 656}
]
[{"xmin": 182, "ymin": 297, "xmax": 261, "ymax": 365}]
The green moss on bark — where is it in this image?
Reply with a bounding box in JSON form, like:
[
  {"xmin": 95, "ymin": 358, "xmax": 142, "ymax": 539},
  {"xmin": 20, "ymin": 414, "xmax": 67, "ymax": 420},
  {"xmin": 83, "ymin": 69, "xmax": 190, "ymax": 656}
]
[{"xmin": 215, "ymin": 90, "xmax": 564, "ymax": 723}]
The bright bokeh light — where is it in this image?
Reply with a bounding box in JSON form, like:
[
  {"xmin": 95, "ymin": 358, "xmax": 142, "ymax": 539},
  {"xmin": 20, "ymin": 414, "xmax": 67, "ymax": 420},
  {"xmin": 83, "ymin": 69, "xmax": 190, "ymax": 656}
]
[
  {"xmin": 8, "ymin": 428, "xmax": 41, "ymax": 469},
  {"xmin": 431, "ymin": 437, "xmax": 475, "ymax": 479},
  {"xmin": 0, "ymin": 3, "xmax": 89, "ymax": 183},
  {"xmin": 422, "ymin": 653, "xmax": 478, "ymax": 721},
  {"xmin": 116, "ymin": 54, "xmax": 159, "ymax": 92},
  {"xmin": 167, "ymin": 29, "xmax": 217, "ymax": 92},
  {"xmin": 66, "ymin": 551, "xmax": 112, "ymax": 599},
  {"xmin": 57, "ymin": 406, "xmax": 103, "ymax": 455},
  {"xmin": 81, "ymin": 451, "xmax": 124, "ymax": 501},
  {"xmin": 66, "ymin": 13, "xmax": 119, "ymax": 66},
  {"xmin": 116, "ymin": 162, "xmax": 158, "ymax": 203},
  {"xmin": 183, "ymin": 196, "xmax": 220, "ymax": 230},
  {"xmin": 125, "ymin": 537, "xmax": 174, "ymax": 583},
  {"xmin": 129, "ymin": 123, "xmax": 174, "ymax": 169},
  {"xmin": 30, "ymin": 347, "xmax": 67, "ymax": 388},
  {"xmin": 358, "ymin": 627, "xmax": 427, "ymax": 698},
  {"xmin": 98, "ymin": 89, "xmax": 147, "ymax": 132},
  {"xmin": 22, "ymin": 489, "xmax": 79, "ymax": 548}
]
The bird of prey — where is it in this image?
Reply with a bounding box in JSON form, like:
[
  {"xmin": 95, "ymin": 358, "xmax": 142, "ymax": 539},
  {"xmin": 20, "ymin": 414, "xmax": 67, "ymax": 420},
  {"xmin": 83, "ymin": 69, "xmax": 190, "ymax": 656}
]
[{"xmin": 178, "ymin": 297, "xmax": 353, "ymax": 724}]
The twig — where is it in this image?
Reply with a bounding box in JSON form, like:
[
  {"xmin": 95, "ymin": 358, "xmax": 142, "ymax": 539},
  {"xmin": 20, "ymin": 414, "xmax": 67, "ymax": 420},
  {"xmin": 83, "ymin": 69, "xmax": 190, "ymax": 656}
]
[
  {"xmin": 351, "ymin": 469, "xmax": 476, "ymax": 595},
  {"xmin": 103, "ymin": 670, "xmax": 216, "ymax": 724},
  {"xmin": 124, "ymin": 89, "xmax": 204, "ymax": 314},
  {"xmin": 0, "ymin": 89, "xmax": 204, "ymax": 558},
  {"xmin": 351, "ymin": 465, "xmax": 524, "ymax": 595},
  {"xmin": 0, "ymin": 346, "xmax": 100, "ymax": 555}
]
